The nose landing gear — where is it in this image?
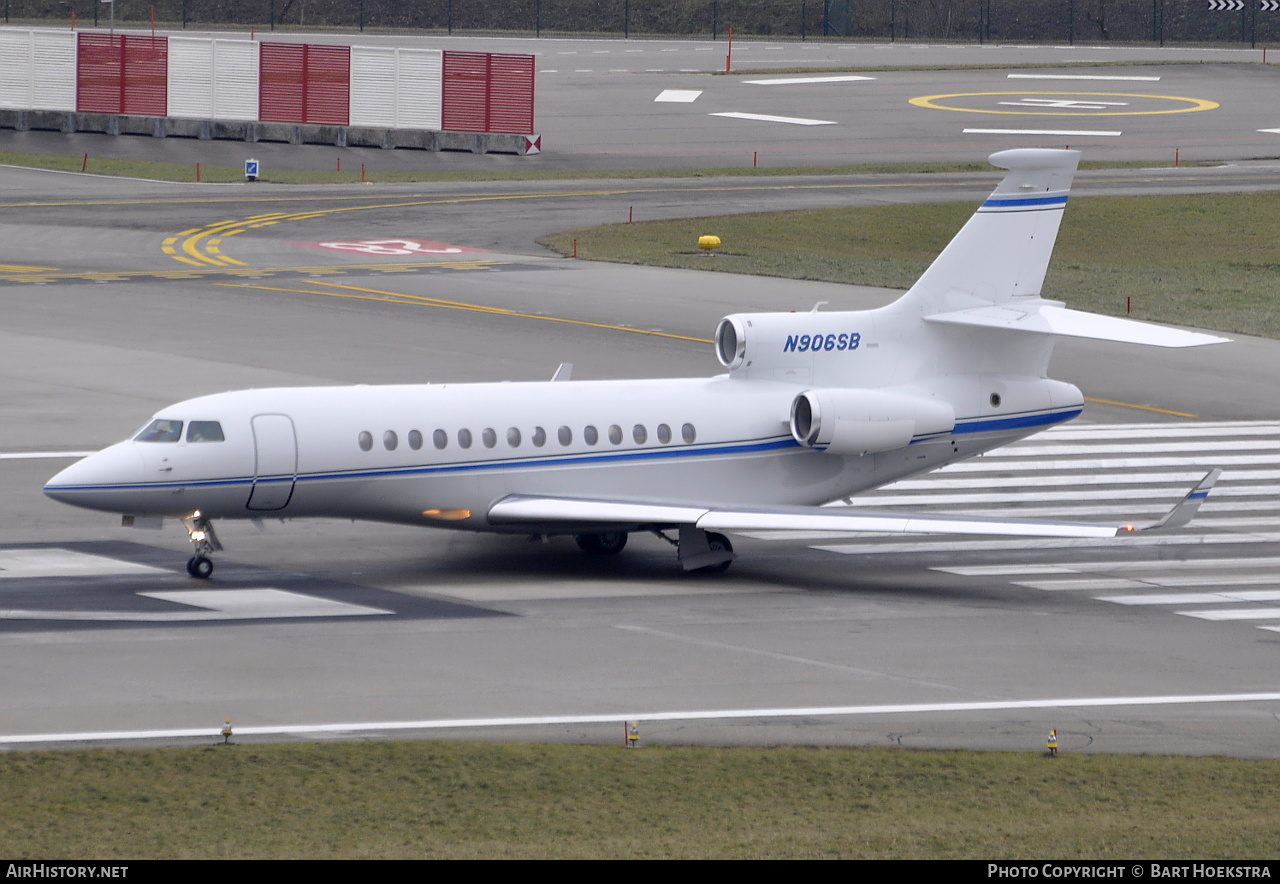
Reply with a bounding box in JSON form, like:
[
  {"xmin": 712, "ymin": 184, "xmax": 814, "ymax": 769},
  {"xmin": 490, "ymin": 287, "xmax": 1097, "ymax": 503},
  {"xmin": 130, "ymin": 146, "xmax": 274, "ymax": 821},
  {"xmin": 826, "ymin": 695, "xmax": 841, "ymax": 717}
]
[{"xmin": 181, "ymin": 512, "xmax": 223, "ymax": 579}]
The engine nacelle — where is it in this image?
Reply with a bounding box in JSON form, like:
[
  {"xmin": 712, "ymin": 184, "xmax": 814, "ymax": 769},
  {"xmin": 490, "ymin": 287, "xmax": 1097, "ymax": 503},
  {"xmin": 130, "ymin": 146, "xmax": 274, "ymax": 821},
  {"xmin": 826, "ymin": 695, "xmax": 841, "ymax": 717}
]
[
  {"xmin": 790, "ymin": 388, "xmax": 956, "ymax": 455},
  {"xmin": 715, "ymin": 312, "xmax": 872, "ymax": 383}
]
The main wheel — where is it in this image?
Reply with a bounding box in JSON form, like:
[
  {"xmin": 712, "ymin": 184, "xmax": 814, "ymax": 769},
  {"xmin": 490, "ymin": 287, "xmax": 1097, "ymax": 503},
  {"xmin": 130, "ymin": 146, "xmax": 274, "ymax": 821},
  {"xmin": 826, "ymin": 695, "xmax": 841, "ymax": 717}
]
[
  {"xmin": 186, "ymin": 555, "xmax": 214, "ymax": 579},
  {"xmin": 698, "ymin": 532, "xmax": 733, "ymax": 574},
  {"xmin": 575, "ymin": 531, "xmax": 629, "ymax": 555}
]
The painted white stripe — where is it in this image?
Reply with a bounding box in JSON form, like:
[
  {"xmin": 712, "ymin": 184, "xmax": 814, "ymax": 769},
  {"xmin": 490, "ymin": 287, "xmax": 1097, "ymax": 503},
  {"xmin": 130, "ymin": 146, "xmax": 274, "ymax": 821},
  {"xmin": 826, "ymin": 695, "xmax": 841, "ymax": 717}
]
[
  {"xmin": 1006, "ymin": 73, "xmax": 1161, "ymax": 81},
  {"xmin": 1028, "ymin": 424, "xmax": 1280, "ymax": 441},
  {"xmin": 984, "ymin": 440, "xmax": 1280, "ymax": 456},
  {"xmin": 964, "ymin": 128, "xmax": 1122, "ymax": 136},
  {"xmin": 813, "ymin": 533, "xmax": 1280, "ymax": 556},
  {"xmin": 1101, "ymin": 590, "xmax": 1280, "ymax": 606},
  {"xmin": 847, "ymin": 485, "xmax": 1280, "ymax": 506},
  {"xmin": 654, "ymin": 89, "xmax": 702, "ymax": 103},
  {"xmin": 0, "ymin": 549, "xmax": 166, "ymax": 578},
  {"xmin": 1258, "ymin": 128, "xmax": 1280, "ymax": 135},
  {"xmin": 743, "ymin": 75, "xmax": 876, "ymax": 85},
  {"xmin": 1178, "ymin": 608, "xmax": 1280, "ymax": 621},
  {"xmin": 4, "ymin": 692, "xmax": 1279, "ymax": 746},
  {"xmin": 941, "ymin": 556, "xmax": 1280, "ymax": 577},
  {"xmin": 1016, "ymin": 578, "xmax": 1151, "ymax": 591},
  {"xmin": 1024, "ymin": 574, "xmax": 1280, "ymax": 592},
  {"xmin": 884, "ymin": 464, "xmax": 1279, "ymax": 487},
  {"xmin": 711, "ymin": 111, "xmax": 837, "ymax": 126},
  {"xmin": 0, "ymin": 451, "xmax": 95, "ymax": 460},
  {"xmin": 0, "ymin": 589, "xmax": 392, "ymax": 622}
]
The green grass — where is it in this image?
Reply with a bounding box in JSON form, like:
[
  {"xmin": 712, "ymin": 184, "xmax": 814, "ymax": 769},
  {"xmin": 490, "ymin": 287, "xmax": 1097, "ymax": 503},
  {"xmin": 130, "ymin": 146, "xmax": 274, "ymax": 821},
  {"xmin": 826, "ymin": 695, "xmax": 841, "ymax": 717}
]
[
  {"xmin": 0, "ymin": 151, "xmax": 1190, "ymax": 184},
  {"xmin": 2, "ymin": 741, "xmax": 1278, "ymax": 858},
  {"xmin": 541, "ymin": 191, "xmax": 1280, "ymax": 338}
]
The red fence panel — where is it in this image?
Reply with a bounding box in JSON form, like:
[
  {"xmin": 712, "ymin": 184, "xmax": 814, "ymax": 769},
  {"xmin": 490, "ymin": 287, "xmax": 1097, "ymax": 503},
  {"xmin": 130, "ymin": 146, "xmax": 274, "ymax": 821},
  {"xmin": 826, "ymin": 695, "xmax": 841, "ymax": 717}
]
[
  {"xmin": 121, "ymin": 36, "xmax": 167, "ymax": 116},
  {"xmin": 259, "ymin": 42, "xmax": 349, "ymax": 125},
  {"xmin": 76, "ymin": 34, "xmax": 167, "ymax": 115},
  {"xmin": 442, "ymin": 51, "xmax": 534, "ymax": 134},
  {"xmin": 76, "ymin": 34, "xmax": 122, "ymax": 113},
  {"xmin": 487, "ymin": 54, "xmax": 535, "ymax": 134},
  {"xmin": 441, "ymin": 51, "xmax": 489, "ymax": 133}
]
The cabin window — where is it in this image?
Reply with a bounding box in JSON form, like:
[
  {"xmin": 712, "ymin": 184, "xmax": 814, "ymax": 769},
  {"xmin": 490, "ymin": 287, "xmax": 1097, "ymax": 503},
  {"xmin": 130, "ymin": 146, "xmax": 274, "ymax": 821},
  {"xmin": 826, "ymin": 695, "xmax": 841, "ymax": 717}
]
[
  {"xmin": 433, "ymin": 429, "xmax": 447, "ymax": 450},
  {"xmin": 135, "ymin": 419, "xmax": 183, "ymax": 443},
  {"xmin": 186, "ymin": 421, "xmax": 224, "ymax": 443},
  {"xmin": 458, "ymin": 429, "xmax": 472, "ymax": 449},
  {"xmin": 482, "ymin": 428, "xmax": 497, "ymax": 449},
  {"xmin": 682, "ymin": 423, "xmax": 696, "ymax": 444},
  {"xmin": 608, "ymin": 425, "xmax": 623, "ymax": 445},
  {"xmin": 558, "ymin": 426, "xmax": 573, "ymax": 446},
  {"xmin": 408, "ymin": 430, "xmax": 423, "ymax": 451},
  {"xmin": 633, "ymin": 424, "xmax": 647, "ymax": 445},
  {"xmin": 532, "ymin": 427, "xmax": 547, "ymax": 447},
  {"xmin": 384, "ymin": 430, "xmax": 398, "ymax": 451},
  {"xmin": 507, "ymin": 427, "xmax": 522, "ymax": 448},
  {"xmin": 584, "ymin": 425, "xmax": 599, "ymax": 446},
  {"xmin": 358, "ymin": 431, "xmax": 373, "ymax": 452},
  {"xmin": 657, "ymin": 424, "xmax": 671, "ymax": 444}
]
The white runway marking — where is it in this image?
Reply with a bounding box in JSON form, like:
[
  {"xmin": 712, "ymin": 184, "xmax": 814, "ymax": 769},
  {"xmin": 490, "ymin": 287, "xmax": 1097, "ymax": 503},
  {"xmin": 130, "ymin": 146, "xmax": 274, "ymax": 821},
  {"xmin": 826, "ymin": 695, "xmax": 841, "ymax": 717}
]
[
  {"xmin": 711, "ymin": 112, "xmax": 837, "ymax": 126},
  {"xmin": 1007, "ymin": 74, "xmax": 1160, "ymax": 81},
  {"xmin": 0, "ymin": 451, "xmax": 95, "ymax": 460},
  {"xmin": 654, "ymin": 89, "xmax": 702, "ymax": 103},
  {"xmin": 5, "ymin": 692, "xmax": 1280, "ymax": 745},
  {"xmin": 0, "ymin": 588, "xmax": 391, "ymax": 621},
  {"xmin": 820, "ymin": 421, "xmax": 1280, "ymax": 634},
  {"xmin": 964, "ymin": 128, "xmax": 1122, "ymax": 136},
  {"xmin": 742, "ymin": 75, "xmax": 876, "ymax": 85},
  {"xmin": 1179, "ymin": 607, "xmax": 1280, "ymax": 621},
  {"xmin": 1257, "ymin": 128, "xmax": 1280, "ymax": 135},
  {"xmin": 0, "ymin": 549, "xmax": 167, "ymax": 578}
]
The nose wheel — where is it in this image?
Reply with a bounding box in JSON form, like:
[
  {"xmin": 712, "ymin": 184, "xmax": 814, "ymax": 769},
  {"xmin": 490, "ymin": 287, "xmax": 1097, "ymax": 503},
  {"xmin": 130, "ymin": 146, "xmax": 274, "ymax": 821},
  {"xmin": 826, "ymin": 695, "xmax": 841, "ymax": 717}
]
[
  {"xmin": 186, "ymin": 555, "xmax": 214, "ymax": 579},
  {"xmin": 181, "ymin": 512, "xmax": 223, "ymax": 580}
]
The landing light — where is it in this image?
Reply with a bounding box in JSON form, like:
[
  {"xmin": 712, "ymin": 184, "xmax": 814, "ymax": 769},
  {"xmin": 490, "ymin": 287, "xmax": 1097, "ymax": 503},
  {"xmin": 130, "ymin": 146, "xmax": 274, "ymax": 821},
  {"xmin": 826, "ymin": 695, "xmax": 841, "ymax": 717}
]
[
  {"xmin": 1121, "ymin": 523, "xmax": 1136, "ymax": 533},
  {"xmin": 422, "ymin": 509, "xmax": 472, "ymax": 521}
]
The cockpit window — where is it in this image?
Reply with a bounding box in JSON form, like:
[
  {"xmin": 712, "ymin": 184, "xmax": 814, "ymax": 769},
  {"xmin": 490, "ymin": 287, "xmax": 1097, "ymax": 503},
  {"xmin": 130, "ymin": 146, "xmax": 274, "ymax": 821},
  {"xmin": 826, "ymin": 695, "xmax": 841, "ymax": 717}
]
[
  {"xmin": 187, "ymin": 421, "xmax": 225, "ymax": 443},
  {"xmin": 135, "ymin": 419, "xmax": 183, "ymax": 443}
]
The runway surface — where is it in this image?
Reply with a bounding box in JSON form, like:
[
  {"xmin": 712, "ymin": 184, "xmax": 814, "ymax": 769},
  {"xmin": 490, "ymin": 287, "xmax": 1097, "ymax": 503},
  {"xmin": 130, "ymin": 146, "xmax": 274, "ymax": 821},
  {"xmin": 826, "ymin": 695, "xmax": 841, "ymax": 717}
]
[{"xmin": 2, "ymin": 36, "xmax": 1279, "ymax": 754}]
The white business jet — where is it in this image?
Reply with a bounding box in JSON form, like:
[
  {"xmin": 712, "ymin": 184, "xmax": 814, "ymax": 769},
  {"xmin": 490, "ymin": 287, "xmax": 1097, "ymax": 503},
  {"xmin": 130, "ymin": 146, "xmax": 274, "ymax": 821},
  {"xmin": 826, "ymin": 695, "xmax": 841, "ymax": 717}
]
[{"xmin": 45, "ymin": 149, "xmax": 1227, "ymax": 579}]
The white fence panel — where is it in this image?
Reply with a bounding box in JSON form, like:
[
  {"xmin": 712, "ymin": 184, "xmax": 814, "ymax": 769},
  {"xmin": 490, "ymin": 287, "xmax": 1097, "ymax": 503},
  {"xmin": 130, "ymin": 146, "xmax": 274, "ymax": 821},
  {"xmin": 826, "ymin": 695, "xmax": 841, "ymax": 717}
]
[
  {"xmin": 396, "ymin": 48, "xmax": 441, "ymax": 130},
  {"xmin": 1, "ymin": 30, "xmax": 77, "ymax": 111},
  {"xmin": 349, "ymin": 45, "xmax": 440, "ymax": 129},
  {"xmin": 170, "ymin": 37, "xmax": 258, "ymax": 120}
]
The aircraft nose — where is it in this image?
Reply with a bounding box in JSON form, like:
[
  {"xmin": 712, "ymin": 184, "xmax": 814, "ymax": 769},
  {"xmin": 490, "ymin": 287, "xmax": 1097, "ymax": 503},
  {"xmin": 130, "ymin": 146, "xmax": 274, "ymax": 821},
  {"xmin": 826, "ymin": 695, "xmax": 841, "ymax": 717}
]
[{"xmin": 44, "ymin": 442, "xmax": 147, "ymax": 512}]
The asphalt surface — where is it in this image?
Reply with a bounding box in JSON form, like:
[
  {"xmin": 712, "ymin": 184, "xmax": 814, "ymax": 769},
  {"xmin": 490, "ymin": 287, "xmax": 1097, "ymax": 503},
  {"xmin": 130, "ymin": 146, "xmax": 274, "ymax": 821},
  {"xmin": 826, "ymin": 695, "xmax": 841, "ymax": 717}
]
[{"xmin": 1, "ymin": 34, "xmax": 1279, "ymax": 754}]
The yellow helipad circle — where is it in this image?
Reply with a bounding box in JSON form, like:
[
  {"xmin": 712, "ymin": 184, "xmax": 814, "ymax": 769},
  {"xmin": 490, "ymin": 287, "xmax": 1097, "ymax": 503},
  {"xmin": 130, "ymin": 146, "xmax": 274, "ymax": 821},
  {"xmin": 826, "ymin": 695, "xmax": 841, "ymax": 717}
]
[{"xmin": 909, "ymin": 91, "xmax": 1219, "ymax": 116}]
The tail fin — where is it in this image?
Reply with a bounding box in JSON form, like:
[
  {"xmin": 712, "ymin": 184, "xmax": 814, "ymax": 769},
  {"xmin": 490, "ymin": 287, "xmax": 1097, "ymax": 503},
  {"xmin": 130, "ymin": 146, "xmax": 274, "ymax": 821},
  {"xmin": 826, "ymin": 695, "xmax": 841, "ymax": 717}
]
[{"xmin": 898, "ymin": 148, "xmax": 1079, "ymax": 316}]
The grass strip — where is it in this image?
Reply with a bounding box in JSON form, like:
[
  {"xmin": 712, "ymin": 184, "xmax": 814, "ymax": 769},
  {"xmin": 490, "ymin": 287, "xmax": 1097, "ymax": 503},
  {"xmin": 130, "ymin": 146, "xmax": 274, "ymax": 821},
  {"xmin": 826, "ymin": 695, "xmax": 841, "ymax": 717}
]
[
  {"xmin": 0, "ymin": 151, "xmax": 1189, "ymax": 184},
  {"xmin": 2, "ymin": 741, "xmax": 1278, "ymax": 858},
  {"xmin": 540, "ymin": 191, "xmax": 1280, "ymax": 339}
]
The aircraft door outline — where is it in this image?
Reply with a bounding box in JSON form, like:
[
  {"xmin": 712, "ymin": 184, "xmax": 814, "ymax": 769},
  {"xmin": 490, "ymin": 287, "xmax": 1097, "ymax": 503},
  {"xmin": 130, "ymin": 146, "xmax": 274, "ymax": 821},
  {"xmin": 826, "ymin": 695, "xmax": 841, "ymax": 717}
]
[{"xmin": 247, "ymin": 413, "xmax": 297, "ymax": 511}]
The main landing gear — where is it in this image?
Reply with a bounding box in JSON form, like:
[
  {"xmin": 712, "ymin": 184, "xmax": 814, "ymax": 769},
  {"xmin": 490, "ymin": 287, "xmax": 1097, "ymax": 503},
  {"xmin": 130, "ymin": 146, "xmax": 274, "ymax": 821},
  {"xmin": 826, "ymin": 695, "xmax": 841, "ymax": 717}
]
[
  {"xmin": 181, "ymin": 511, "xmax": 223, "ymax": 579},
  {"xmin": 574, "ymin": 531, "xmax": 629, "ymax": 555},
  {"xmin": 574, "ymin": 527, "xmax": 735, "ymax": 573}
]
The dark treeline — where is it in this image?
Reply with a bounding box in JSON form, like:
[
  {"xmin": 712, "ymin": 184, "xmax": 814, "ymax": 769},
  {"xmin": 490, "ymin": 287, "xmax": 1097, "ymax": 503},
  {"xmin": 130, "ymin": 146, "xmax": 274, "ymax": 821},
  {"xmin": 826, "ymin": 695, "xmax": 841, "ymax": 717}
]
[{"xmin": 4, "ymin": 0, "xmax": 1277, "ymax": 45}]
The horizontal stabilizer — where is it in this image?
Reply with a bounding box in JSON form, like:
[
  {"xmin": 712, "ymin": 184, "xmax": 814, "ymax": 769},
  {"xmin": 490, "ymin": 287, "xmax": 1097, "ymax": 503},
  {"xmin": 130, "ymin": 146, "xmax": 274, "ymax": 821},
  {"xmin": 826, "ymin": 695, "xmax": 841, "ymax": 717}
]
[{"xmin": 925, "ymin": 303, "xmax": 1230, "ymax": 348}]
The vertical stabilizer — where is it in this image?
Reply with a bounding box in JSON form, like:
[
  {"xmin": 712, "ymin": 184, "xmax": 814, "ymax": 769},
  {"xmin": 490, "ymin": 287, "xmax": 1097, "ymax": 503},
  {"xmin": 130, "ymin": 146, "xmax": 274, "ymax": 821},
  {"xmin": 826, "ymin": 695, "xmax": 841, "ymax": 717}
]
[{"xmin": 898, "ymin": 149, "xmax": 1080, "ymax": 316}]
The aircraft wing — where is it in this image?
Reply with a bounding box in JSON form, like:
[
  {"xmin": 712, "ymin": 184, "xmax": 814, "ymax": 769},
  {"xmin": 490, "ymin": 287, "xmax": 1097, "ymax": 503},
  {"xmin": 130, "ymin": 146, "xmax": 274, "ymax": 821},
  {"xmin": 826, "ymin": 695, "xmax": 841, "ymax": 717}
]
[{"xmin": 488, "ymin": 469, "xmax": 1221, "ymax": 538}]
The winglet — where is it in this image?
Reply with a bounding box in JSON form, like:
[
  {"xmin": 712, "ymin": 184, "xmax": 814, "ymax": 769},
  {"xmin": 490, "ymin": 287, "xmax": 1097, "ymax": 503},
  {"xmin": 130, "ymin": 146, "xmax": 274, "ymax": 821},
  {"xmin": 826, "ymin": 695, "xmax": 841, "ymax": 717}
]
[{"xmin": 1130, "ymin": 469, "xmax": 1223, "ymax": 533}]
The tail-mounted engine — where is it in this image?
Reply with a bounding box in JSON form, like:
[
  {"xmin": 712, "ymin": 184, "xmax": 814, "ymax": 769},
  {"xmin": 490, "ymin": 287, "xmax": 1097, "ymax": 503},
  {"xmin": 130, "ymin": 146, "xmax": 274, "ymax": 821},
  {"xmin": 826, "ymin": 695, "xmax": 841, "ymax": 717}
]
[{"xmin": 790, "ymin": 388, "xmax": 955, "ymax": 455}]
